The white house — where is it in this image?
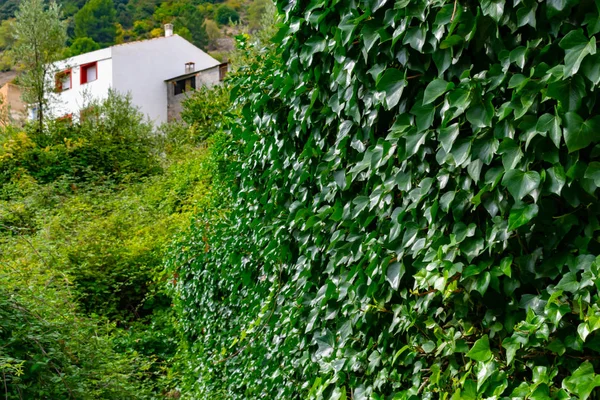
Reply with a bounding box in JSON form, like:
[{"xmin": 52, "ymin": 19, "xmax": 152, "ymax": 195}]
[{"xmin": 50, "ymin": 24, "xmax": 226, "ymax": 124}]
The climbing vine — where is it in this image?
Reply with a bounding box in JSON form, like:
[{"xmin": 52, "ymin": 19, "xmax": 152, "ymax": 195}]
[{"xmin": 171, "ymin": 0, "xmax": 600, "ymax": 398}]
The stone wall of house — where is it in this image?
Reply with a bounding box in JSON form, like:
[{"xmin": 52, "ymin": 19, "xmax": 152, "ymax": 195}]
[
  {"xmin": 166, "ymin": 65, "xmax": 224, "ymax": 122},
  {"xmin": 198, "ymin": 65, "xmax": 220, "ymax": 86},
  {"xmin": 167, "ymin": 91, "xmax": 186, "ymax": 122}
]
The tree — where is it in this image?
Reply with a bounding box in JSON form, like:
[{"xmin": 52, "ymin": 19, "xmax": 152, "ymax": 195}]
[
  {"xmin": 0, "ymin": 0, "xmax": 19, "ymax": 21},
  {"xmin": 0, "ymin": 19, "xmax": 17, "ymax": 71},
  {"xmin": 215, "ymin": 5, "xmax": 239, "ymax": 25},
  {"xmin": 204, "ymin": 19, "xmax": 221, "ymax": 49},
  {"xmin": 247, "ymin": 0, "xmax": 272, "ymax": 32},
  {"xmin": 0, "ymin": 19, "xmax": 16, "ymax": 50},
  {"xmin": 74, "ymin": 0, "xmax": 117, "ymax": 47},
  {"xmin": 175, "ymin": 5, "xmax": 208, "ymax": 48},
  {"xmin": 153, "ymin": 2, "xmax": 209, "ymax": 49},
  {"xmin": 12, "ymin": 0, "xmax": 67, "ymax": 131},
  {"xmin": 64, "ymin": 36, "xmax": 100, "ymax": 57}
]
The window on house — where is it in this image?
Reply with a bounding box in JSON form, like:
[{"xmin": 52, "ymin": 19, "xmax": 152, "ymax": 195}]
[
  {"xmin": 29, "ymin": 105, "xmax": 39, "ymax": 121},
  {"xmin": 174, "ymin": 77, "xmax": 196, "ymax": 95},
  {"xmin": 219, "ymin": 63, "xmax": 228, "ymax": 81},
  {"xmin": 56, "ymin": 70, "xmax": 72, "ymax": 92},
  {"xmin": 80, "ymin": 62, "xmax": 98, "ymax": 85}
]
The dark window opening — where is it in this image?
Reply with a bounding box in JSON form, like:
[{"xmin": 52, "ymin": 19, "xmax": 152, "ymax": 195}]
[
  {"xmin": 174, "ymin": 77, "xmax": 196, "ymax": 95},
  {"xmin": 219, "ymin": 64, "xmax": 228, "ymax": 81}
]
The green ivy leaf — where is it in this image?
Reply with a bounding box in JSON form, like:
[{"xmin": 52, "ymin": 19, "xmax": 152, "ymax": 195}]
[
  {"xmin": 467, "ymin": 335, "xmax": 492, "ymax": 362},
  {"xmin": 476, "ymin": 360, "xmax": 496, "ymax": 390},
  {"xmin": 563, "ymin": 112, "xmax": 600, "ymax": 153},
  {"xmin": 403, "ymin": 26, "xmax": 426, "ymax": 52},
  {"xmin": 439, "ymin": 124, "xmax": 459, "ymax": 153},
  {"xmin": 556, "ymin": 272, "xmax": 579, "ymax": 293},
  {"xmin": 562, "ymin": 362, "xmax": 600, "ymax": 400},
  {"xmin": 502, "ymin": 170, "xmax": 541, "ymax": 201},
  {"xmin": 559, "ymin": 29, "xmax": 596, "ymax": 77},
  {"xmin": 500, "ymin": 256, "xmax": 512, "ymax": 277},
  {"xmin": 466, "ymin": 96, "xmax": 494, "ymax": 128},
  {"xmin": 480, "ymin": 0, "xmax": 504, "ymax": 22},
  {"xmin": 546, "ymin": 0, "xmax": 575, "ymax": 16},
  {"xmin": 536, "ymin": 113, "xmax": 562, "ymax": 148},
  {"xmin": 385, "ymin": 262, "xmax": 404, "ymax": 291},
  {"xmin": 440, "ymin": 35, "xmax": 463, "ymax": 49},
  {"xmin": 508, "ymin": 204, "xmax": 539, "ymax": 230},
  {"xmin": 545, "ymin": 165, "xmax": 566, "ymax": 195},
  {"xmin": 547, "ymin": 76, "xmax": 585, "ymax": 112},
  {"xmin": 423, "ymin": 79, "xmax": 453, "ymax": 105},
  {"xmin": 377, "ymin": 69, "xmax": 407, "ymax": 110},
  {"xmin": 585, "ymin": 162, "xmax": 600, "ymax": 187},
  {"xmin": 502, "ymin": 337, "xmax": 519, "ymax": 365},
  {"xmin": 581, "ymin": 53, "xmax": 600, "ymax": 85}
]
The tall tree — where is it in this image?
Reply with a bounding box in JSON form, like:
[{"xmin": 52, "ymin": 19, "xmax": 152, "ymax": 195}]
[
  {"xmin": 12, "ymin": 0, "xmax": 67, "ymax": 131},
  {"xmin": 74, "ymin": 0, "xmax": 117, "ymax": 47},
  {"xmin": 175, "ymin": 5, "xmax": 208, "ymax": 48},
  {"xmin": 0, "ymin": 0, "xmax": 19, "ymax": 21},
  {"xmin": 0, "ymin": 19, "xmax": 17, "ymax": 71},
  {"xmin": 65, "ymin": 36, "xmax": 100, "ymax": 57}
]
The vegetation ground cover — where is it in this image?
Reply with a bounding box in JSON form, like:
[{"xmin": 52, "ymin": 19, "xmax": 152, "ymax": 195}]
[
  {"xmin": 3, "ymin": 0, "xmax": 600, "ymax": 398},
  {"xmin": 0, "ymin": 87, "xmax": 229, "ymax": 398},
  {"xmin": 168, "ymin": 0, "xmax": 600, "ymax": 398}
]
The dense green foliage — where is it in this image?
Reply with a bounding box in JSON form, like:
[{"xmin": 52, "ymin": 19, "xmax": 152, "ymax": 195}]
[
  {"xmin": 11, "ymin": 0, "xmax": 67, "ymax": 130},
  {"xmin": 74, "ymin": 0, "xmax": 118, "ymax": 47},
  {"xmin": 216, "ymin": 4, "xmax": 240, "ymax": 24},
  {"xmin": 0, "ymin": 0, "xmax": 266, "ymax": 50},
  {"xmin": 64, "ymin": 36, "xmax": 101, "ymax": 57},
  {"xmin": 0, "ymin": 89, "xmax": 227, "ymax": 398},
  {"xmin": 170, "ymin": 0, "xmax": 600, "ymax": 399},
  {"xmin": 0, "ymin": 92, "xmax": 160, "ymax": 186},
  {"xmin": 0, "ymin": 286, "xmax": 158, "ymax": 399},
  {"xmin": 181, "ymin": 84, "xmax": 230, "ymax": 141}
]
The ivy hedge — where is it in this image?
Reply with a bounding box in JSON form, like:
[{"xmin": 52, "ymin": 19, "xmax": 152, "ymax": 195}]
[{"xmin": 171, "ymin": 0, "xmax": 600, "ymax": 397}]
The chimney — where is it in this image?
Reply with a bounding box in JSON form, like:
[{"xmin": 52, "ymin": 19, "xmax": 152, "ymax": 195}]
[
  {"xmin": 164, "ymin": 24, "xmax": 173, "ymax": 37},
  {"xmin": 185, "ymin": 62, "xmax": 195, "ymax": 73}
]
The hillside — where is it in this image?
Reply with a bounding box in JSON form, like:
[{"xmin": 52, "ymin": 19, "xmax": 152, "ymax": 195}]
[
  {"xmin": 0, "ymin": 0, "xmax": 268, "ymax": 72},
  {"xmin": 0, "ymin": 70, "xmax": 16, "ymax": 86}
]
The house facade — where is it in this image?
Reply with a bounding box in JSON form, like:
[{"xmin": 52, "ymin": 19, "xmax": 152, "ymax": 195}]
[
  {"xmin": 51, "ymin": 25, "xmax": 225, "ymax": 124},
  {"xmin": 165, "ymin": 62, "xmax": 227, "ymax": 121}
]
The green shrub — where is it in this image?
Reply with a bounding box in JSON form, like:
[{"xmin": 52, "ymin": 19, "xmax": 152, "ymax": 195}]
[
  {"xmin": 0, "ymin": 281, "xmax": 156, "ymax": 399},
  {"xmin": 215, "ymin": 5, "xmax": 239, "ymax": 25},
  {"xmin": 0, "ymin": 139, "xmax": 217, "ymax": 397},
  {"xmin": 180, "ymin": 84, "xmax": 230, "ymax": 142},
  {"xmin": 171, "ymin": 1, "xmax": 600, "ymax": 399},
  {"xmin": 0, "ymin": 91, "xmax": 161, "ymax": 186}
]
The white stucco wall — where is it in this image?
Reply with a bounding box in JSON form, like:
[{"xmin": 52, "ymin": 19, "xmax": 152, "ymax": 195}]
[
  {"xmin": 53, "ymin": 48, "xmax": 113, "ymax": 119},
  {"xmin": 111, "ymin": 35, "xmax": 220, "ymax": 124}
]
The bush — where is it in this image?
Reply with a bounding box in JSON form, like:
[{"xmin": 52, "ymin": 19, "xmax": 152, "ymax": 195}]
[
  {"xmin": 0, "ymin": 139, "xmax": 217, "ymax": 397},
  {"xmin": 0, "ymin": 280, "xmax": 156, "ymax": 399},
  {"xmin": 180, "ymin": 84, "xmax": 230, "ymax": 142},
  {"xmin": 0, "ymin": 91, "xmax": 161, "ymax": 186},
  {"xmin": 215, "ymin": 5, "xmax": 239, "ymax": 25},
  {"xmin": 171, "ymin": 0, "xmax": 600, "ymax": 399},
  {"xmin": 64, "ymin": 36, "xmax": 100, "ymax": 57}
]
